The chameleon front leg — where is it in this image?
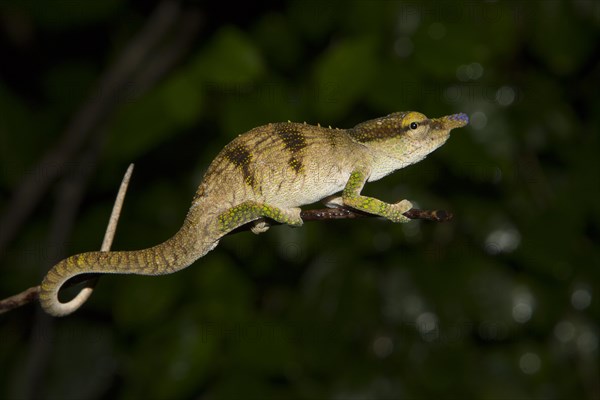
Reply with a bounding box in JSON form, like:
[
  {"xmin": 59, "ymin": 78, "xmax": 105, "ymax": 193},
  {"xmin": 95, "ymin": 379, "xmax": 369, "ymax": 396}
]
[
  {"xmin": 336, "ymin": 167, "xmax": 412, "ymax": 223},
  {"xmin": 217, "ymin": 201, "xmax": 303, "ymax": 234}
]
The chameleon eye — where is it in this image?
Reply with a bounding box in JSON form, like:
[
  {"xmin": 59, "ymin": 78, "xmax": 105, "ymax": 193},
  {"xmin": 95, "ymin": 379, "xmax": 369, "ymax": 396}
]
[{"xmin": 410, "ymin": 122, "xmax": 418, "ymax": 130}]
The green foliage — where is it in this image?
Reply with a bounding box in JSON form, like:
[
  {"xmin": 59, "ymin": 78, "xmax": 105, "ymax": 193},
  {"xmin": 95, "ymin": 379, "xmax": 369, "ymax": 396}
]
[
  {"xmin": 45, "ymin": 321, "xmax": 117, "ymax": 399},
  {"xmin": 528, "ymin": 2, "xmax": 596, "ymax": 75},
  {"xmin": 105, "ymin": 71, "xmax": 204, "ymax": 161},
  {"xmin": 313, "ymin": 36, "xmax": 378, "ymax": 119},
  {"xmin": 8, "ymin": 0, "xmax": 122, "ymax": 29},
  {"xmin": 1, "ymin": 1, "xmax": 599, "ymax": 399},
  {"xmin": 193, "ymin": 26, "xmax": 265, "ymax": 87}
]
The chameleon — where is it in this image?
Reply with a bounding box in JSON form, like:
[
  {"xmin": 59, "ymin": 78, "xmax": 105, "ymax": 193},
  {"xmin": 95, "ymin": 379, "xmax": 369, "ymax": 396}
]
[{"xmin": 39, "ymin": 111, "xmax": 469, "ymax": 316}]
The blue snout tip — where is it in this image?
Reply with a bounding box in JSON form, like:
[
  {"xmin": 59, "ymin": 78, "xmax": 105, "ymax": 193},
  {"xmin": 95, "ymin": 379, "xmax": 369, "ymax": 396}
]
[{"xmin": 449, "ymin": 113, "xmax": 469, "ymax": 125}]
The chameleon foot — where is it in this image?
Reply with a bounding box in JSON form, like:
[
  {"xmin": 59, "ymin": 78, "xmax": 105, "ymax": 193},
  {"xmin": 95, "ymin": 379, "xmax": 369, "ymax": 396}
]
[
  {"xmin": 251, "ymin": 219, "xmax": 270, "ymax": 234},
  {"xmin": 389, "ymin": 199, "xmax": 413, "ymax": 223}
]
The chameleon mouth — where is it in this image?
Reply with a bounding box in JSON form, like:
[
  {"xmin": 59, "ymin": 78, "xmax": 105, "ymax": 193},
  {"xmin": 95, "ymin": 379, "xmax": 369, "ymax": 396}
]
[{"xmin": 434, "ymin": 113, "xmax": 470, "ymax": 130}]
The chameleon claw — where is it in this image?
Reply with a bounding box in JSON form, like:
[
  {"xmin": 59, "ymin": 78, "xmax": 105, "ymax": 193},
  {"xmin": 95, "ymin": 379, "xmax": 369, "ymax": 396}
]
[{"xmin": 250, "ymin": 219, "xmax": 270, "ymax": 234}]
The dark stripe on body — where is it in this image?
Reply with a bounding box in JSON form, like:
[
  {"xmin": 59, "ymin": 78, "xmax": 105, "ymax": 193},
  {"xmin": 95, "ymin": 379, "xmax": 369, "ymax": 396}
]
[
  {"xmin": 223, "ymin": 142, "xmax": 256, "ymax": 188},
  {"xmin": 275, "ymin": 124, "xmax": 308, "ymax": 173}
]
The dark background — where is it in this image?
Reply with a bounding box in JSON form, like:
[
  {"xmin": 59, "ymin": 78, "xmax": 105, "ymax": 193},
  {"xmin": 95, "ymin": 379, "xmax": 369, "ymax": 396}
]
[{"xmin": 1, "ymin": 1, "xmax": 599, "ymax": 399}]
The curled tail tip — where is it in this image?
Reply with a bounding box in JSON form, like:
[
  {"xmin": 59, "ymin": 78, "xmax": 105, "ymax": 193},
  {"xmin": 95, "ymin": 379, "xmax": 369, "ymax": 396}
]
[
  {"xmin": 39, "ymin": 284, "xmax": 95, "ymax": 317},
  {"xmin": 39, "ymin": 276, "xmax": 66, "ymax": 317},
  {"xmin": 39, "ymin": 258, "xmax": 96, "ymax": 317}
]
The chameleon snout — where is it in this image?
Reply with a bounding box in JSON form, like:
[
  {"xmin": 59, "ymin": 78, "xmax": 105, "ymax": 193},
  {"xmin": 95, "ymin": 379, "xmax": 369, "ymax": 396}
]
[{"xmin": 435, "ymin": 113, "xmax": 469, "ymax": 130}]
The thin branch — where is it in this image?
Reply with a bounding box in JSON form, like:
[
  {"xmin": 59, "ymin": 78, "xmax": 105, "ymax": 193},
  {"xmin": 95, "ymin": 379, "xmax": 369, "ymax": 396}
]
[
  {"xmin": 102, "ymin": 164, "xmax": 135, "ymax": 251},
  {"xmin": 0, "ymin": 286, "xmax": 39, "ymax": 315},
  {"xmin": 299, "ymin": 207, "xmax": 453, "ymax": 222},
  {"xmin": 0, "ymin": 165, "xmax": 135, "ymax": 315},
  {"xmin": 228, "ymin": 207, "xmax": 452, "ymax": 235}
]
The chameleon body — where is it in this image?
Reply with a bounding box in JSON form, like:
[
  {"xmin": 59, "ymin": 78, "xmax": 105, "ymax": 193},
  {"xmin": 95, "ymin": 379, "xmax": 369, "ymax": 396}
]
[{"xmin": 40, "ymin": 111, "xmax": 469, "ymax": 316}]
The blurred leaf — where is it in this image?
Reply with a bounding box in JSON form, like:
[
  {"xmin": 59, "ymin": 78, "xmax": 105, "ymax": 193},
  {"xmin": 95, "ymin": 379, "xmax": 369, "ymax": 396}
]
[
  {"xmin": 192, "ymin": 253, "xmax": 254, "ymax": 322},
  {"xmin": 413, "ymin": 25, "xmax": 481, "ymax": 79},
  {"xmin": 0, "ymin": 84, "xmax": 50, "ymax": 186},
  {"xmin": 217, "ymin": 79, "xmax": 300, "ymax": 137},
  {"xmin": 162, "ymin": 73, "xmax": 204, "ymax": 124},
  {"xmin": 123, "ymin": 310, "xmax": 218, "ymax": 400},
  {"xmin": 253, "ymin": 13, "xmax": 302, "ymax": 70},
  {"xmin": 313, "ymin": 36, "xmax": 378, "ymax": 119},
  {"xmin": 227, "ymin": 318, "xmax": 296, "ymax": 374},
  {"xmin": 43, "ymin": 62, "xmax": 97, "ymax": 114},
  {"xmin": 193, "ymin": 26, "xmax": 265, "ymax": 87},
  {"xmin": 365, "ymin": 61, "xmax": 422, "ymax": 112},
  {"xmin": 112, "ymin": 275, "xmax": 183, "ymax": 331},
  {"xmin": 105, "ymin": 70, "xmax": 203, "ymax": 161},
  {"xmin": 528, "ymin": 2, "xmax": 595, "ymax": 75},
  {"xmin": 45, "ymin": 321, "xmax": 116, "ymax": 400},
  {"xmin": 288, "ymin": 0, "xmax": 337, "ymax": 40},
  {"xmin": 213, "ymin": 372, "xmax": 285, "ymax": 400},
  {"xmin": 341, "ymin": 1, "xmax": 393, "ymax": 35},
  {"xmin": 10, "ymin": 0, "xmax": 122, "ymax": 29}
]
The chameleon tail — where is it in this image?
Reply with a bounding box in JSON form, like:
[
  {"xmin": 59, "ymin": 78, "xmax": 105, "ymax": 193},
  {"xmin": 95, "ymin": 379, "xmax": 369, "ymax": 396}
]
[{"xmin": 39, "ymin": 216, "xmax": 217, "ymax": 317}]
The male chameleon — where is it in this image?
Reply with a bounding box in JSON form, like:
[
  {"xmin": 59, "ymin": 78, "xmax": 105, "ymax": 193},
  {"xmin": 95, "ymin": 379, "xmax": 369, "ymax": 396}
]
[{"xmin": 39, "ymin": 111, "xmax": 469, "ymax": 316}]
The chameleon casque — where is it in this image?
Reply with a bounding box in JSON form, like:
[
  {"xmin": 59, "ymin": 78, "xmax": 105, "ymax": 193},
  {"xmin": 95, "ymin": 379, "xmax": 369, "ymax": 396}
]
[{"xmin": 40, "ymin": 111, "xmax": 469, "ymax": 316}]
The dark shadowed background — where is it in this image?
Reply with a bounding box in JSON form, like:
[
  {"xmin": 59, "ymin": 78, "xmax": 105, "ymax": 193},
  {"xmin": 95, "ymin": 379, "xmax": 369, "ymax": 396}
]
[{"xmin": 1, "ymin": 1, "xmax": 599, "ymax": 399}]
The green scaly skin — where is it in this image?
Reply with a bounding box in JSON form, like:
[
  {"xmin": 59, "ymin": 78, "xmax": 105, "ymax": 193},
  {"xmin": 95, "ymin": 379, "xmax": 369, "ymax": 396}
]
[{"xmin": 40, "ymin": 111, "xmax": 469, "ymax": 316}]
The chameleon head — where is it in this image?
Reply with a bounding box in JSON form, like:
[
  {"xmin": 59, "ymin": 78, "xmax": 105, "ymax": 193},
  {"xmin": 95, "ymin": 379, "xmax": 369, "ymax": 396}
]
[{"xmin": 351, "ymin": 111, "xmax": 469, "ymax": 169}]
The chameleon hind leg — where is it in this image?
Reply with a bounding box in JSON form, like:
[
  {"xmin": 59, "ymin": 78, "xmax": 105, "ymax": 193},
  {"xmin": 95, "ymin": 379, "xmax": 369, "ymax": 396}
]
[{"xmin": 217, "ymin": 201, "xmax": 303, "ymax": 234}]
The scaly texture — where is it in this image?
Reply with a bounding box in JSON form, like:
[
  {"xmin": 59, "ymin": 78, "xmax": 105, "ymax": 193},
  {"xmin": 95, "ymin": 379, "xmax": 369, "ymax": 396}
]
[{"xmin": 39, "ymin": 112, "xmax": 469, "ymax": 316}]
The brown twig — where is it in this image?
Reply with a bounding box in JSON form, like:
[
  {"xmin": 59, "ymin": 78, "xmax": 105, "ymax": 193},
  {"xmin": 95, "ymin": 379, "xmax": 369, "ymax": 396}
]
[
  {"xmin": 102, "ymin": 164, "xmax": 135, "ymax": 250},
  {"xmin": 0, "ymin": 165, "xmax": 134, "ymax": 315},
  {"xmin": 228, "ymin": 207, "xmax": 452, "ymax": 235},
  {"xmin": 298, "ymin": 207, "xmax": 452, "ymax": 222},
  {"xmin": 0, "ymin": 286, "xmax": 40, "ymax": 314}
]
